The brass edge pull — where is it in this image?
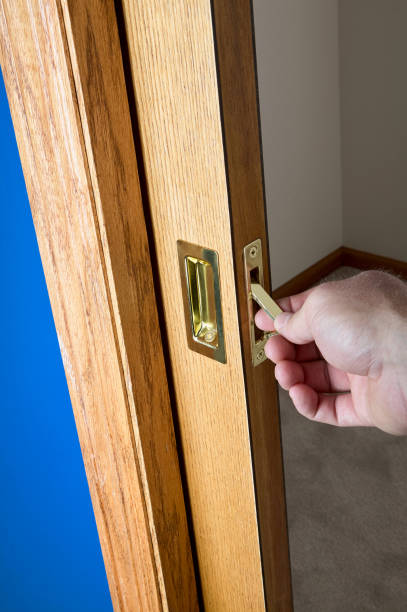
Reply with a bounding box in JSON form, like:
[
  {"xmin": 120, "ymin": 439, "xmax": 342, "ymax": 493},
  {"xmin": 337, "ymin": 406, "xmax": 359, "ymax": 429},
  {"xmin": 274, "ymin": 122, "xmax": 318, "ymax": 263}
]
[{"xmin": 243, "ymin": 239, "xmax": 281, "ymax": 366}]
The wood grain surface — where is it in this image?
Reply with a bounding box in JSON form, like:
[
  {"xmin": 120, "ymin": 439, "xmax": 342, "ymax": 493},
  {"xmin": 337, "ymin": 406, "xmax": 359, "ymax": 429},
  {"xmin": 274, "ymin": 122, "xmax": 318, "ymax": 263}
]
[
  {"xmin": 212, "ymin": 2, "xmax": 293, "ymax": 609},
  {"xmin": 0, "ymin": 1, "xmax": 197, "ymax": 610},
  {"xmin": 120, "ymin": 1, "xmax": 266, "ymax": 609}
]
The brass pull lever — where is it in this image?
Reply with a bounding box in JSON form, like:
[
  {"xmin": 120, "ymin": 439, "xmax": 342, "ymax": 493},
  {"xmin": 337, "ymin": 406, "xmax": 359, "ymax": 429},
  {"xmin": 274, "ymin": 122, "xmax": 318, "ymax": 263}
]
[{"xmin": 250, "ymin": 283, "xmax": 282, "ymax": 322}]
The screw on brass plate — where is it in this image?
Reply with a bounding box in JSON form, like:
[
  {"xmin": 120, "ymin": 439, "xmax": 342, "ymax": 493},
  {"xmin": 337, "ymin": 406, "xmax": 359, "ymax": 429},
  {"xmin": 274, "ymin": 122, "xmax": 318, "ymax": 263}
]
[
  {"xmin": 204, "ymin": 330, "xmax": 216, "ymax": 343},
  {"xmin": 257, "ymin": 349, "xmax": 265, "ymax": 361},
  {"xmin": 249, "ymin": 245, "xmax": 258, "ymax": 258}
]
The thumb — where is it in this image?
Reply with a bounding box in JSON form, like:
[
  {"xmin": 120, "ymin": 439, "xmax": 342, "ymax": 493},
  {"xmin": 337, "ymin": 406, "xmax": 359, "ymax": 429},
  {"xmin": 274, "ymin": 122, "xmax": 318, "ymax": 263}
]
[{"xmin": 274, "ymin": 306, "xmax": 314, "ymax": 345}]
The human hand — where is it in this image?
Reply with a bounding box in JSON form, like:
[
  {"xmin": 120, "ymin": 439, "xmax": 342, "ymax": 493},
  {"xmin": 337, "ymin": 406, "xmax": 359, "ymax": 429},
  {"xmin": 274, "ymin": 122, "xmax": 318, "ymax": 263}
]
[{"xmin": 255, "ymin": 271, "xmax": 407, "ymax": 435}]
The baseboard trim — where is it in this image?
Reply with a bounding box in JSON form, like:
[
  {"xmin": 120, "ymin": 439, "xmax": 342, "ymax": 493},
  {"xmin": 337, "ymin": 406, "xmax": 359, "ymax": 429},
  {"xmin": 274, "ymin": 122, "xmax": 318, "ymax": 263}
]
[
  {"xmin": 341, "ymin": 247, "xmax": 407, "ymax": 279},
  {"xmin": 272, "ymin": 246, "xmax": 407, "ymax": 299},
  {"xmin": 272, "ymin": 248, "xmax": 343, "ymax": 299}
]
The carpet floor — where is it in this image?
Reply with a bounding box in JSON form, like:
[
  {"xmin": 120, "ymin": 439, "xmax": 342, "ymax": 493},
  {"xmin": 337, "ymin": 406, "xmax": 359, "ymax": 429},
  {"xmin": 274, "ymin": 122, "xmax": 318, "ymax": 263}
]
[{"xmin": 279, "ymin": 267, "xmax": 407, "ymax": 611}]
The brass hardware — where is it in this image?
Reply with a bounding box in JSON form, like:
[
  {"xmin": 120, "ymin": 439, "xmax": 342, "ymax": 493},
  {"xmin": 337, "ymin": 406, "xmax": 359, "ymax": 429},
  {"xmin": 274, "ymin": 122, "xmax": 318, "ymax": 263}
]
[
  {"xmin": 177, "ymin": 240, "xmax": 226, "ymax": 363},
  {"xmin": 251, "ymin": 283, "xmax": 282, "ymax": 321},
  {"xmin": 243, "ymin": 239, "xmax": 281, "ymax": 366}
]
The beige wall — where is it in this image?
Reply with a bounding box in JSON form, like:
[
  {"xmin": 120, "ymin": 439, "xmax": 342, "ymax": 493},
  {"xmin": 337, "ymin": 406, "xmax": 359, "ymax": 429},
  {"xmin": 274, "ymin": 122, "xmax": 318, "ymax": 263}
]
[
  {"xmin": 253, "ymin": 0, "xmax": 343, "ymax": 288},
  {"xmin": 339, "ymin": 0, "xmax": 407, "ymax": 261},
  {"xmin": 254, "ymin": 0, "xmax": 407, "ymax": 288}
]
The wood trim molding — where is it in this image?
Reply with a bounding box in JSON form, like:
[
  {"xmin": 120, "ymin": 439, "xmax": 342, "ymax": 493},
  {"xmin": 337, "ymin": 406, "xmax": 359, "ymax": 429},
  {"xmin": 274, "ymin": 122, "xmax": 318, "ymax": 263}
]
[
  {"xmin": 272, "ymin": 246, "xmax": 407, "ymax": 299},
  {"xmin": 272, "ymin": 248, "xmax": 343, "ymax": 299},
  {"xmin": 0, "ymin": 1, "xmax": 197, "ymax": 610},
  {"xmin": 342, "ymin": 247, "xmax": 407, "ymax": 280}
]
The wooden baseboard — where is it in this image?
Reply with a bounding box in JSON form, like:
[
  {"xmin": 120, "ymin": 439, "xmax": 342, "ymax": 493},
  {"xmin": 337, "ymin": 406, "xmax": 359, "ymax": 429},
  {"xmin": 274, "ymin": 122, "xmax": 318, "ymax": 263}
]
[
  {"xmin": 342, "ymin": 247, "xmax": 407, "ymax": 280},
  {"xmin": 272, "ymin": 246, "xmax": 407, "ymax": 299},
  {"xmin": 272, "ymin": 247, "xmax": 343, "ymax": 299}
]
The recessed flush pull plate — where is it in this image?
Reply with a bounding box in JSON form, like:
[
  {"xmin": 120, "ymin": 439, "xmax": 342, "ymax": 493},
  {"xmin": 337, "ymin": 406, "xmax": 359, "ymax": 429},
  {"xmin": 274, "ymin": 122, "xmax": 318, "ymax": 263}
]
[
  {"xmin": 177, "ymin": 240, "xmax": 226, "ymax": 364},
  {"xmin": 243, "ymin": 239, "xmax": 282, "ymax": 366}
]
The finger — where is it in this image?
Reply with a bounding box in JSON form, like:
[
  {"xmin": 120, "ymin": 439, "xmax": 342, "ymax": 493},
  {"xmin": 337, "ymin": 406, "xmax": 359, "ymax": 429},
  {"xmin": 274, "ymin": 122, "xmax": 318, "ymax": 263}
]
[
  {"xmin": 274, "ymin": 310, "xmax": 312, "ymax": 344},
  {"xmin": 264, "ymin": 335, "xmax": 296, "ymax": 362},
  {"xmin": 274, "ymin": 291, "xmax": 318, "ymax": 344},
  {"xmin": 295, "ymin": 342, "xmax": 322, "ymax": 362},
  {"xmin": 265, "ymin": 336, "xmax": 321, "ymax": 364},
  {"xmin": 275, "ymin": 361, "xmax": 302, "ymax": 390},
  {"xmin": 274, "ymin": 287, "xmax": 314, "ymax": 313},
  {"xmin": 288, "ymin": 384, "xmax": 371, "ymax": 427},
  {"xmin": 275, "ymin": 360, "xmax": 349, "ymax": 392},
  {"xmin": 255, "ymin": 309, "xmax": 276, "ymax": 331},
  {"xmin": 255, "ymin": 288, "xmax": 315, "ymax": 332}
]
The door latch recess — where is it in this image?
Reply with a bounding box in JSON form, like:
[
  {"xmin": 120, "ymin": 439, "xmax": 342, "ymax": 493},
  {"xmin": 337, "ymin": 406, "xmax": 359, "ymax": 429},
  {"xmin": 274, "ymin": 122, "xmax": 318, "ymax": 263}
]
[{"xmin": 243, "ymin": 238, "xmax": 282, "ymax": 366}]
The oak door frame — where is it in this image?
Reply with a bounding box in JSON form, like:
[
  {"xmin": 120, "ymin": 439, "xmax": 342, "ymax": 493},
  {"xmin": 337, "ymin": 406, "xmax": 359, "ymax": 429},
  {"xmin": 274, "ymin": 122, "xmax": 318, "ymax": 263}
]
[{"xmin": 0, "ymin": 1, "xmax": 197, "ymax": 610}]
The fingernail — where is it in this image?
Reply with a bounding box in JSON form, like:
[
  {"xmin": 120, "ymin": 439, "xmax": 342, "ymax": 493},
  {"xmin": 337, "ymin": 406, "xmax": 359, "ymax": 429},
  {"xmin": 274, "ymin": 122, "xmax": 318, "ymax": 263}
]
[
  {"xmin": 274, "ymin": 312, "xmax": 292, "ymax": 331},
  {"xmin": 254, "ymin": 310, "xmax": 263, "ymax": 326}
]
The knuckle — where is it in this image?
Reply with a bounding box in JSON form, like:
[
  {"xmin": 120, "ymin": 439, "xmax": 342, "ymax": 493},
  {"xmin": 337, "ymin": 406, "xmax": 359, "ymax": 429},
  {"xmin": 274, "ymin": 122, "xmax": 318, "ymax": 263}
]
[{"xmin": 358, "ymin": 269, "xmax": 392, "ymax": 285}]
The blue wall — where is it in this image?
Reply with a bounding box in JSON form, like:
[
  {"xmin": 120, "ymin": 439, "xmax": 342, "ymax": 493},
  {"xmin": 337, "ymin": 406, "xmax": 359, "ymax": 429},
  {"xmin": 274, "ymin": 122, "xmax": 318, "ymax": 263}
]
[{"xmin": 0, "ymin": 72, "xmax": 112, "ymax": 611}]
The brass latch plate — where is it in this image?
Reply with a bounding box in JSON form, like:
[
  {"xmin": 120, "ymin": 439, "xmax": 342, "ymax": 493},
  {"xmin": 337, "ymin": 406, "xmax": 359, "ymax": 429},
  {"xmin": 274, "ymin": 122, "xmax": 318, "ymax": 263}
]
[{"xmin": 243, "ymin": 238, "xmax": 280, "ymax": 366}]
